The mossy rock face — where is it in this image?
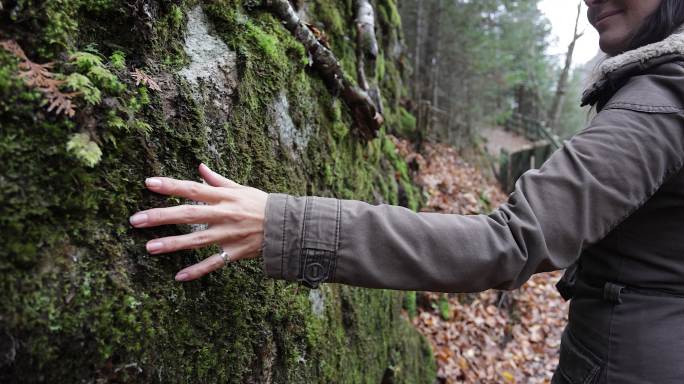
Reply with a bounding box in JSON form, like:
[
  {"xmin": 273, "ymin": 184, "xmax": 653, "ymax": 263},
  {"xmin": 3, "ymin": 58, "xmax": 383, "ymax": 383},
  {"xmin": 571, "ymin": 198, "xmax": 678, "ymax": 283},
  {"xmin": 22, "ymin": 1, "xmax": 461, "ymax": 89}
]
[{"xmin": 0, "ymin": 1, "xmax": 434, "ymax": 382}]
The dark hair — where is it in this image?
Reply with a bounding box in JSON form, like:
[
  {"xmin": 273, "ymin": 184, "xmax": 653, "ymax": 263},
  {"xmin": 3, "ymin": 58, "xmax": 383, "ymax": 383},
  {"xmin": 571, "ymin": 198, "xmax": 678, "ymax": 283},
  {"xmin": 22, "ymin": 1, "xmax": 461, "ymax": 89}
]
[{"xmin": 626, "ymin": 0, "xmax": 684, "ymax": 51}]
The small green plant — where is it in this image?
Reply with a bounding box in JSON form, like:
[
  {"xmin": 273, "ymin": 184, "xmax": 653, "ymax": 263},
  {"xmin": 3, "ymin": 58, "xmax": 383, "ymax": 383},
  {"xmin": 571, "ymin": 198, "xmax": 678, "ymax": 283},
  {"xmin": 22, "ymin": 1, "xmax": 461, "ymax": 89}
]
[
  {"xmin": 109, "ymin": 50, "xmax": 126, "ymax": 70},
  {"xmin": 479, "ymin": 191, "xmax": 492, "ymax": 212},
  {"xmin": 438, "ymin": 294, "xmax": 451, "ymax": 321},
  {"xmin": 170, "ymin": 4, "xmax": 184, "ymax": 28},
  {"xmin": 67, "ymin": 133, "xmax": 102, "ymax": 167},
  {"xmin": 106, "ymin": 114, "xmax": 126, "ymax": 131},
  {"xmin": 65, "ymin": 73, "xmax": 101, "ymax": 105},
  {"xmin": 137, "ymin": 86, "xmax": 150, "ymax": 105},
  {"xmin": 130, "ymin": 120, "xmax": 152, "ymax": 135},
  {"xmin": 88, "ymin": 65, "xmax": 124, "ymax": 93},
  {"xmin": 70, "ymin": 51, "xmax": 103, "ymax": 71},
  {"xmin": 404, "ymin": 291, "xmax": 417, "ymax": 319}
]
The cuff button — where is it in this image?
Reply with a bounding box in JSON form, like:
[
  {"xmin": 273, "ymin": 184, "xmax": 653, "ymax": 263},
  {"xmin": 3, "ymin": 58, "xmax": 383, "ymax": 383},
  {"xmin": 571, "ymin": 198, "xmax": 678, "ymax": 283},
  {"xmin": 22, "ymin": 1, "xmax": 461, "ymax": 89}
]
[{"xmin": 304, "ymin": 262, "xmax": 325, "ymax": 284}]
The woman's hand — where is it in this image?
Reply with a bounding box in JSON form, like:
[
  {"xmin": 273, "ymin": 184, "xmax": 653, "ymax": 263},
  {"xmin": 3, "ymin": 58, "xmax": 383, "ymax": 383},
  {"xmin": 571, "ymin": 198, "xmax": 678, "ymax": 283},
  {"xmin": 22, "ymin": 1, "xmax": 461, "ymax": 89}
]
[{"xmin": 129, "ymin": 163, "xmax": 268, "ymax": 282}]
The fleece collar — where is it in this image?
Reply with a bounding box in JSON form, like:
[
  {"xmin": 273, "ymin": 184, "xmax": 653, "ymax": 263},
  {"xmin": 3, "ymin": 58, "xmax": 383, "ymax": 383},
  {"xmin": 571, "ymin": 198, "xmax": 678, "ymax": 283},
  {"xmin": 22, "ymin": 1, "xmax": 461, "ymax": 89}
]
[{"xmin": 582, "ymin": 25, "xmax": 684, "ymax": 106}]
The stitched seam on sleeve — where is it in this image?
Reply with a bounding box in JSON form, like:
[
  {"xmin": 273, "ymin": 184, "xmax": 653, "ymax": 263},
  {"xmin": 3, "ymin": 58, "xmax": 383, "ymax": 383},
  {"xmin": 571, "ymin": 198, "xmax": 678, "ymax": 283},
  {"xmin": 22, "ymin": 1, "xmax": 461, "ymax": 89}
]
[
  {"xmin": 606, "ymin": 101, "xmax": 682, "ymax": 108},
  {"xmin": 603, "ymin": 102, "xmax": 684, "ymax": 112},
  {"xmin": 299, "ymin": 197, "xmax": 312, "ymax": 281},
  {"xmin": 596, "ymin": 158, "xmax": 684, "ymax": 243},
  {"xmin": 331, "ymin": 199, "xmax": 341, "ymax": 282},
  {"xmin": 280, "ymin": 195, "xmax": 289, "ymax": 280}
]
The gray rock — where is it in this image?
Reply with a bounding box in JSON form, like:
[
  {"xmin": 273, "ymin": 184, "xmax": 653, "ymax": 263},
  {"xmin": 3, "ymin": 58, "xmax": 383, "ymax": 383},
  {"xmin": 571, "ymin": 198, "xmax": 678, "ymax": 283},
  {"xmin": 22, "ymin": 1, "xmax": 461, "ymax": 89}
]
[
  {"xmin": 179, "ymin": 6, "xmax": 238, "ymax": 104},
  {"xmin": 309, "ymin": 288, "xmax": 325, "ymax": 318},
  {"xmin": 269, "ymin": 91, "xmax": 312, "ymax": 157}
]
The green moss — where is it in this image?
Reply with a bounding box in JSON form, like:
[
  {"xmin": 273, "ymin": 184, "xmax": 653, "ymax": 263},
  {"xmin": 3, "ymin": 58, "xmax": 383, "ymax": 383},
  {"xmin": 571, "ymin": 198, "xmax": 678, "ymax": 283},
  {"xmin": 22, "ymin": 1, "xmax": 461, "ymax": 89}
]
[
  {"xmin": 376, "ymin": 52, "xmax": 386, "ymax": 81},
  {"xmin": 42, "ymin": 1, "xmax": 81, "ymax": 56},
  {"xmin": 378, "ymin": 0, "xmax": 402, "ymax": 29},
  {"xmin": 398, "ymin": 107, "xmax": 417, "ymax": 135},
  {"xmin": 404, "ymin": 291, "xmax": 417, "ymax": 319},
  {"xmin": 314, "ymin": 1, "xmax": 346, "ymax": 34},
  {"xmin": 246, "ymin": 22, "xmax": 280, "ymax": 63},
  {"xmin": 170, "ymin": 4, "xmax": 185, "ymax": 28},
  {"xmin": 309, "ymin": 0, "xmax": 358, "ymax": 83},
  {"xmin": 1, "ymin": 1, "xmax": 433, "ymax": 382}
]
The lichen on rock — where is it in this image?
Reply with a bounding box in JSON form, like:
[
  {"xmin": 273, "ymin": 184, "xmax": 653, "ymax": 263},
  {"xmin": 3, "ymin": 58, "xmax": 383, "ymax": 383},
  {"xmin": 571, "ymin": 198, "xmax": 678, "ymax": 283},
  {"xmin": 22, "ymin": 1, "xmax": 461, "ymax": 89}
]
[
  {"xmin": 179, "ymin": 5, "xmax": 238, "ymax": 111},
  {"xmin": 269, "ymin": 90, "xmax": 313, "ymax": 157}
]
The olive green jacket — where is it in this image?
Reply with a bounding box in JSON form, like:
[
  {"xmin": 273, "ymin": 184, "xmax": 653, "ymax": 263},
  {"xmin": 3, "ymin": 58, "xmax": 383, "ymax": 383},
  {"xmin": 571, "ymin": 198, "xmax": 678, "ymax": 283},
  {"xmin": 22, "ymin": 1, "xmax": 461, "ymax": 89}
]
[{"xmin": 261, "ymin": 48, "xmax": 684, "ymax": 294}]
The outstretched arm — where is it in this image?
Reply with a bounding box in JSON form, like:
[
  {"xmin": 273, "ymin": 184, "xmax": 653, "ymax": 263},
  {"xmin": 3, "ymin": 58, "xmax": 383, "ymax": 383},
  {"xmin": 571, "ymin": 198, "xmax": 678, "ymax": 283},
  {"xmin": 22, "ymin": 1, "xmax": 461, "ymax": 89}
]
[
  {"xmin": 260, "ymin": 107, "xmax": 684, "ymax": 292},
  {"xmin": 130, "ymin": 98, "xmax": 684, "ymax": 291}
]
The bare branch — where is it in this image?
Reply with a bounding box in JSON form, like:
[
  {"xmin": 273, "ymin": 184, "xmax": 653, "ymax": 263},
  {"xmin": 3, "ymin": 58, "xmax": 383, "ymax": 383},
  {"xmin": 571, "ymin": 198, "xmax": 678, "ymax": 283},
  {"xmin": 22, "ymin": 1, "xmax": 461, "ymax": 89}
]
[
  {"xmin": 355, "ymin": 0, "xmax": 384, "ymax": 118},
  {"xmin": 265, "ymin": 0, "xmax": 383, "ymax": 139},
  {"xmin": 547, "ymin": 0, "xmax": 585, "ymax": 131}
]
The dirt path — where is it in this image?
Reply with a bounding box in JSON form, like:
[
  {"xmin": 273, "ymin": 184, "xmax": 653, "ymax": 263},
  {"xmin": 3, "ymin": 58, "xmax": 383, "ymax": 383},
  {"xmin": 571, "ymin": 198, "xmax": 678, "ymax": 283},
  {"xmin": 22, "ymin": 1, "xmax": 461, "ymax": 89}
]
[{"xmin": 480, "ymin": 127, "xmax": 533, "ymax": 158}]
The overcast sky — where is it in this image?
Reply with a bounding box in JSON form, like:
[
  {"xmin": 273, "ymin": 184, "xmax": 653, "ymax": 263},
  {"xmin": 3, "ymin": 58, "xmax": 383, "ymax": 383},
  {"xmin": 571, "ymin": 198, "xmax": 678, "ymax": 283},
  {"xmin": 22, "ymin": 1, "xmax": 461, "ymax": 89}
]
[{"xmin": 538, "ymin": 0, "xmax": 600, "ymax": 67}]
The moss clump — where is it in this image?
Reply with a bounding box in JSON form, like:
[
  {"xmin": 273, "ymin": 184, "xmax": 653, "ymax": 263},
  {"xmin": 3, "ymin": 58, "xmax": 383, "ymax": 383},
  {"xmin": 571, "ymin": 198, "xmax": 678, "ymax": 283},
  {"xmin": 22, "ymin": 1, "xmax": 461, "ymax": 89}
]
[
  {"xmin": 378, "ymin": 0, "xmax": 403, "ymax": 29},
  {"xmin": 397, "ymin": 107, "xmax": 417, "ymax": 137},
  {"xmin": 403, "ymin": 291, "xmax": 418, "ymax": 319},
  {"xmin": 246, "ymin": 21, "xmax": 281, "ymax": 63}
]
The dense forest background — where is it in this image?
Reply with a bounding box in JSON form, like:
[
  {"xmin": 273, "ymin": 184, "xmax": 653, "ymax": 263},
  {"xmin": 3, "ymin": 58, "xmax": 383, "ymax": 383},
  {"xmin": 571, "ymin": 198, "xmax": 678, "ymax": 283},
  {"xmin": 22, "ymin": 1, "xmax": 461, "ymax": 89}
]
[
  {"xmin": 398, "ymin": 0, "xmax": 593, "ymax": 146},
  {"xmin": 0, "ymin": 0, "xmax": 592, "ymax": 382}
]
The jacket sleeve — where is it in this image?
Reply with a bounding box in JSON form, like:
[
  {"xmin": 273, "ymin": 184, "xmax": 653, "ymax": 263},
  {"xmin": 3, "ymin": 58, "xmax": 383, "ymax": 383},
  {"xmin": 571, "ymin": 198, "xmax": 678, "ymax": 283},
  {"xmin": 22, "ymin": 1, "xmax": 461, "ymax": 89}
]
[{"xmin": 261, "ymin": 106, "xmax": 684, "ymax": 292}]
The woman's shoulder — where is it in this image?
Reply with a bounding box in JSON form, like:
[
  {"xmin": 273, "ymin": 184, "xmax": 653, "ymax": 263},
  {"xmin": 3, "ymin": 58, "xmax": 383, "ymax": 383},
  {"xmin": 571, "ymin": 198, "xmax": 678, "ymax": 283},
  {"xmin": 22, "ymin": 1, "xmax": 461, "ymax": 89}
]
[
  {"xmin": 602, "ymin": 57, "xmax": 684, "ymax": 114},
  {"xmin": 583, "ymin": 28, "xmax": 684, "ymax": 109}
]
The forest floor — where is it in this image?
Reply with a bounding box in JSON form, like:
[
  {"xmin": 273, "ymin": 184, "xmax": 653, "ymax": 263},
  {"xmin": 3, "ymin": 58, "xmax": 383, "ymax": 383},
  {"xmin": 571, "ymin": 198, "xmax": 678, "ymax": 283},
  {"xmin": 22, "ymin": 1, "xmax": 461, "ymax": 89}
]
[{"xmin": 391, "ymin": 137, "xmax": 568, "ymax": 384}]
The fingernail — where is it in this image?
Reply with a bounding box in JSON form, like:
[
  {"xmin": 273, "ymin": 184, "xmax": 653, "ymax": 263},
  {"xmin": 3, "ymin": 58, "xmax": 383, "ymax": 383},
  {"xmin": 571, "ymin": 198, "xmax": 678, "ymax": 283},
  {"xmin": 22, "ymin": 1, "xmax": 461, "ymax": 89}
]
[
  {"xmin": 146, "ymin": 241, "xmax": 163, "ymax": 252},
  {"xmin": 145, "ymin": 178, "xmax": 162, "ymax": 188},
  {"xmin": 175, "ymin": 273, "xmax": 189, "ymax": 282},
  {"xmin": 129, "ymin": 213, "xmax": 148, "ymax": 226}
]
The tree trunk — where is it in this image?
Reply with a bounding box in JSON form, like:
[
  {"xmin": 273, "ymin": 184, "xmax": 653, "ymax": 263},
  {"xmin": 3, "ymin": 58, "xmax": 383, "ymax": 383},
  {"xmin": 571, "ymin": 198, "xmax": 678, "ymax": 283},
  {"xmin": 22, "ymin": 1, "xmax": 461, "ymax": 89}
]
[
  {"xmin": 429, "ymin": 0, "xmax": 443, "ymax": 108},
  {"xmin": 548, "ymin": 0, "xmax": 584, "ymax": 131},
  {"xmin": 412, "ymin": 0, "xmax": 424, "ymax": 102},
  {"xmin": 0, "ymin": 1, "xmax": 435, "ymax": 382}
]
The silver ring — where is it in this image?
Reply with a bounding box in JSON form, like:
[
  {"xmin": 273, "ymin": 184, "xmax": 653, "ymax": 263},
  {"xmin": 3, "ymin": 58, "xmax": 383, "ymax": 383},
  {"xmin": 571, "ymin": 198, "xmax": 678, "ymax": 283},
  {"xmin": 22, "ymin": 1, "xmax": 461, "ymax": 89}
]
[{"xmin": 220, "ymin": 251, "xmax": 231, "ymax": 266}]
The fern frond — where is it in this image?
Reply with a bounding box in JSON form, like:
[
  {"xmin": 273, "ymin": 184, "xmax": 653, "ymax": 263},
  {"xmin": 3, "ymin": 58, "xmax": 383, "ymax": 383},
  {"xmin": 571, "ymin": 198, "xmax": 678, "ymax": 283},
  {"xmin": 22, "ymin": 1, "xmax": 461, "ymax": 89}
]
[
  {"xmin": 1, "ymin": 39, "xmax": 80, "ymax": 117},
  {"xmin": 131, "ymin": 68, "xmax": 161, "ymax": 92}
]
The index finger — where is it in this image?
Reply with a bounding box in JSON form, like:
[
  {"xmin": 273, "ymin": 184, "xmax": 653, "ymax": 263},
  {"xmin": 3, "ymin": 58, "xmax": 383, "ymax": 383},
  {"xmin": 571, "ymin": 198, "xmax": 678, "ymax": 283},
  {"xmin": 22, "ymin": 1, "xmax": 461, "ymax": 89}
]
[{"xmin": 145, "ymin": 177, "xmax": 230, "ymax": 203}]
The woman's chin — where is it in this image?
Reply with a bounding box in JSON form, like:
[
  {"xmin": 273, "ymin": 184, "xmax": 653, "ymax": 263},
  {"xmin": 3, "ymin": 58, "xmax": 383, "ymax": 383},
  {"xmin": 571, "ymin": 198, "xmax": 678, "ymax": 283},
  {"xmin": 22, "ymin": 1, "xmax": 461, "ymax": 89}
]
[{"xmin": 599, "ymin": 33, "xmax": 630, "ymax": 56}]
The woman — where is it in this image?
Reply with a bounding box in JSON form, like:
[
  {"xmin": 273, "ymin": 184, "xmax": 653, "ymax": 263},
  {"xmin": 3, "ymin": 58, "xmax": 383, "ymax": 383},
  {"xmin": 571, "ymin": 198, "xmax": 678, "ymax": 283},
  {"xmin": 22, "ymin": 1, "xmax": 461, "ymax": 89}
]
[{"xmin": 129, "ymin": 1, "xmax": 684, "ymax": 382}]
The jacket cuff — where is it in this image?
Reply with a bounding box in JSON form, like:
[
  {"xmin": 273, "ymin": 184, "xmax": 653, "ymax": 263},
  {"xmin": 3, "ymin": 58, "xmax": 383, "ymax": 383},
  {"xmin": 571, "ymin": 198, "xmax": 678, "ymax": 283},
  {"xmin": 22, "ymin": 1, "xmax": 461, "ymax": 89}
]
[{"xmin": 262, "ymin": 193, "xmax": 341, "ymax": 288}]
